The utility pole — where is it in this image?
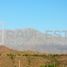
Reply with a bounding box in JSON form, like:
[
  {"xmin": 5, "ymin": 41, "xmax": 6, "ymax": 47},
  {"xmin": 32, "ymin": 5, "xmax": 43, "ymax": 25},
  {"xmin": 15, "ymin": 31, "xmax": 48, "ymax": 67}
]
[{"xmin": 19, "ymin": 60, "xmax": 21, "ymax": 67}]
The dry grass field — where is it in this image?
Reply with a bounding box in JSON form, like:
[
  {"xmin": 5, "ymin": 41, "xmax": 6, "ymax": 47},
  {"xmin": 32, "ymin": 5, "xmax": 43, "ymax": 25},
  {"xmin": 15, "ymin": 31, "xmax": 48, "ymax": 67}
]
[{"xmin": 0, "ymin": 46, "xmax": 67, "ymax": 67}]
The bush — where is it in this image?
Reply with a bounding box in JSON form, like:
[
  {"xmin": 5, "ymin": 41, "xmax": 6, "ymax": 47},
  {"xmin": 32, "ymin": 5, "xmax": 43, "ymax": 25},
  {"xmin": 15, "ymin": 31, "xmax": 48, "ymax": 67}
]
[{"xmin": 40, "ymin": 63, "xmax": 56, "ymax": 67}]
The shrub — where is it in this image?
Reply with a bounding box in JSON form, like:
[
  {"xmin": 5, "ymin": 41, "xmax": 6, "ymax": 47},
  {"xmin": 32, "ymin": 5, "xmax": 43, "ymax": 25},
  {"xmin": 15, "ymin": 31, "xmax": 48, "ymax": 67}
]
[{"xmin": 40, "ymin": 63, "xmax": 56, "ymax": 67}]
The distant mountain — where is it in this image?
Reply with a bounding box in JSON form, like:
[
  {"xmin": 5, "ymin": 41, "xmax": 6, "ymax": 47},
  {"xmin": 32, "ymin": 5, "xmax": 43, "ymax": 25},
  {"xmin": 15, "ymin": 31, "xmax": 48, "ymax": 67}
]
[{"xmin": 0, "ymin": 28, "xmax": 67, "ymax": 54}]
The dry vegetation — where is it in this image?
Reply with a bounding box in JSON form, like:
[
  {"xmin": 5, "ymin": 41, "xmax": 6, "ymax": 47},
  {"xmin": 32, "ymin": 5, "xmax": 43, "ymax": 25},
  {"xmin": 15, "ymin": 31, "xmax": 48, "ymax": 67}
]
[{"xmin": 0, "ymin": 46, "xmax": 67, "ymax": 67}]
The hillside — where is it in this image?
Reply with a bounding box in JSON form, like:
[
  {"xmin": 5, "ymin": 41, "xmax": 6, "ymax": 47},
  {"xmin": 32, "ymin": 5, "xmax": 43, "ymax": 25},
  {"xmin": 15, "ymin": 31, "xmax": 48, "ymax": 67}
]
[
  {"xmin": 0, "ymin": 45, "xmax": 67, "ymax": 67},
  {"xmin": 0, "ymin": 28, "xmax": 67, "ymax": 54}
]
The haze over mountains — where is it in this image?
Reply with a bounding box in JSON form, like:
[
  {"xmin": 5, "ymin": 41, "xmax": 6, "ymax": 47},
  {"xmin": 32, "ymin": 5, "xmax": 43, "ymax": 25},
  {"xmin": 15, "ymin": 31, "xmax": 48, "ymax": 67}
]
[{"xmin": 0, "ymin": 28, "xmax": 67, "ymax": 54}]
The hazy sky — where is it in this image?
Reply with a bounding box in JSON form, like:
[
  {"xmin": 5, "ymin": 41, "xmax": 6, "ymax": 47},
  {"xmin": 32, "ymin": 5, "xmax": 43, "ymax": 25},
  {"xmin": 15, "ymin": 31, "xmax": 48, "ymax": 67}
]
[{"xmin": 0, "ymin": 0, "xmax": 67, "ymax": 31}]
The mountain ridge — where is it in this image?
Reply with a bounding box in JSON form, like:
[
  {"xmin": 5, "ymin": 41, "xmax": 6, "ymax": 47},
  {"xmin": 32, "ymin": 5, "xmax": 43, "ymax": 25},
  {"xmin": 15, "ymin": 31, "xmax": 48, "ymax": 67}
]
[{"xmin": 0, "ymin": 28, "xmax": 67, "ymax": 54}]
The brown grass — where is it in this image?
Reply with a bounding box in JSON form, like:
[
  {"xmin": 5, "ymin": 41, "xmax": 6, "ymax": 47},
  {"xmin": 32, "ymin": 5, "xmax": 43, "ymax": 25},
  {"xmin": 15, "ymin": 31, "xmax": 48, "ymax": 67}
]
[{"xmin": 0, "ymin": 46, "xmax": 67, "ymax": 67}]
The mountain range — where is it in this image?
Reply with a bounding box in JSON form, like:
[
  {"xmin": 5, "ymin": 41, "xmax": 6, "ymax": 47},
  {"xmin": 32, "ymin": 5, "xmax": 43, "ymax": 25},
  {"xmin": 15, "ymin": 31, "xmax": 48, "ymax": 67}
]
[{"xmin": 0, "ymin": 28, "xmax": 67, "ymax": 54}]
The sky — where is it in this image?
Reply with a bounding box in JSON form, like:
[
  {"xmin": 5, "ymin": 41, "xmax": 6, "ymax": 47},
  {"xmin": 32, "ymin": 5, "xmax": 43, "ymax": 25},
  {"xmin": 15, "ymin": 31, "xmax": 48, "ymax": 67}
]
[{"xmin": 0, "ymin": 0, "xmax": 67, "ymax": 32}]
